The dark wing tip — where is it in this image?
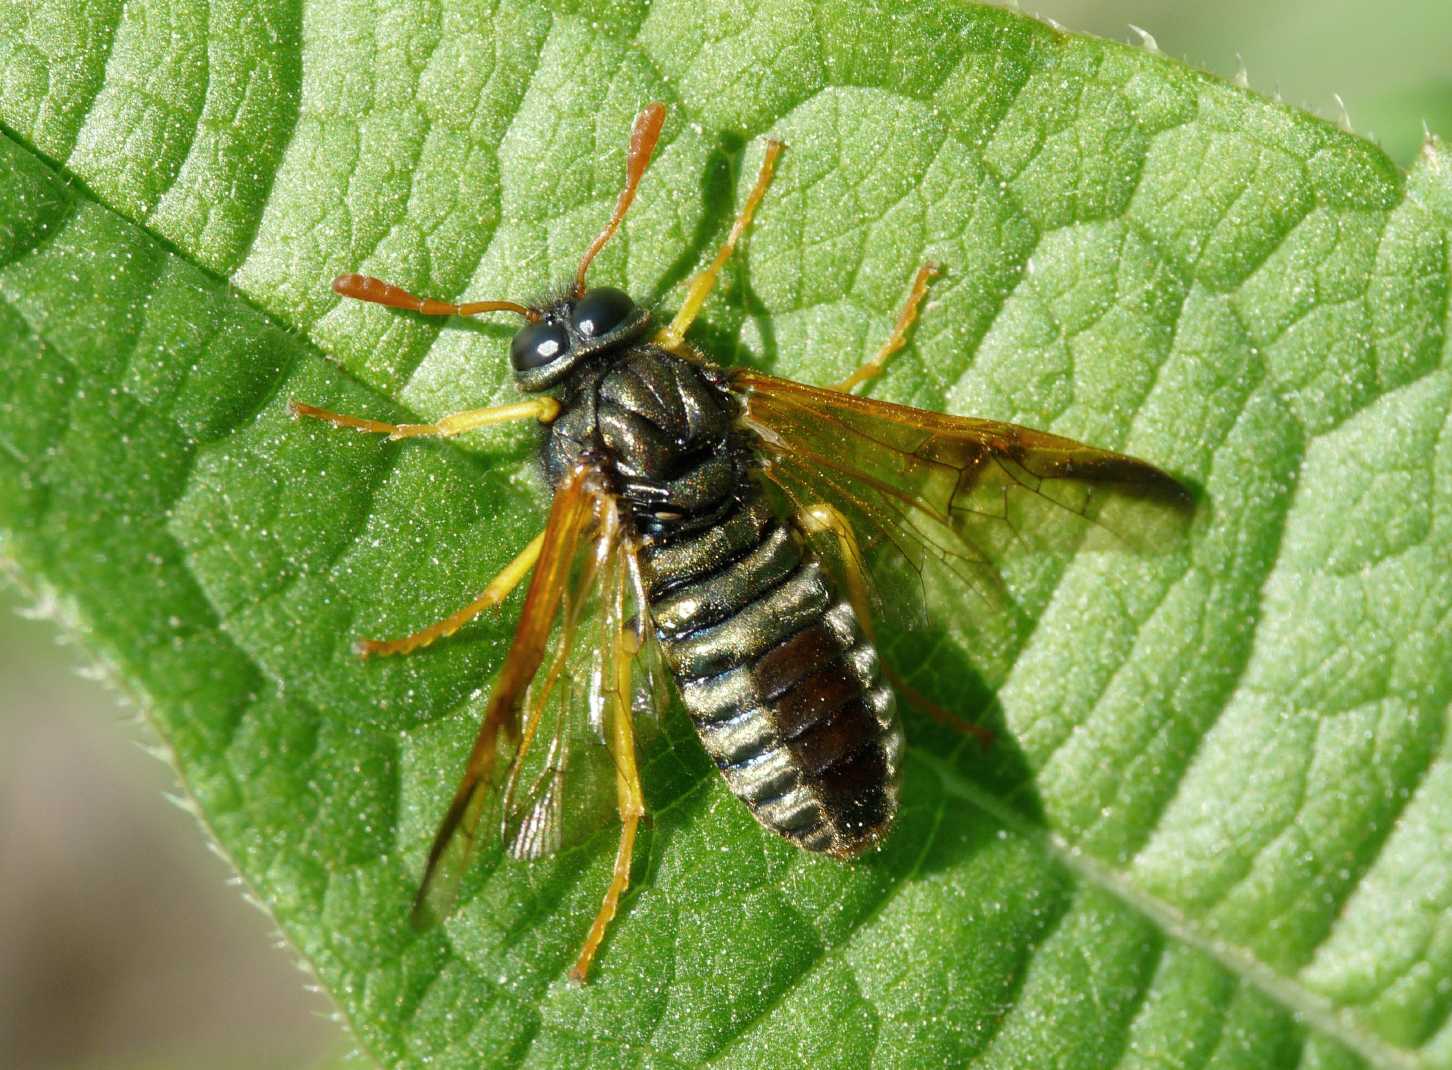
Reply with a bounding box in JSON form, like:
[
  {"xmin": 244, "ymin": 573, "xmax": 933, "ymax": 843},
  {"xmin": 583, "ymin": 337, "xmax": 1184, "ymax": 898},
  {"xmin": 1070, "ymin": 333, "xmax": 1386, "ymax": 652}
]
[{"xmin": 1053, "ymin": 455, "xmax": 1200, "ymax": 555}]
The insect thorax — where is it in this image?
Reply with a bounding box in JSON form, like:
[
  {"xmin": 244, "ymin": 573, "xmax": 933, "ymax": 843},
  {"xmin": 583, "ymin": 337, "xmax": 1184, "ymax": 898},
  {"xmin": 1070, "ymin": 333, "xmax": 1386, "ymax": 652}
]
[{"xmin": 543, "ymin": 344, "xmax": 750, "ymax": 538}]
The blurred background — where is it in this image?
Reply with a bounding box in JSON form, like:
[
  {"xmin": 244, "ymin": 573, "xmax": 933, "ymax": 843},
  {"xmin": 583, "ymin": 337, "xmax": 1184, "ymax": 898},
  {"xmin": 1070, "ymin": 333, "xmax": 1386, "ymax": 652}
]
[
  {"xmin": 3, "ymin": 2, "xmax": 1450, "ymax": 1068},
  {"xmin": 1039, "ymin": 0, "xmax": 1452, "ymax": 166}
]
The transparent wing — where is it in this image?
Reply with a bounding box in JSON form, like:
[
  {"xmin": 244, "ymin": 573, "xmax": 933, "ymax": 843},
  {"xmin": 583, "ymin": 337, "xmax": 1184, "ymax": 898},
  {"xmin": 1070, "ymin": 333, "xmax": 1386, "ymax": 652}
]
[
  {"xmin": 411, "ymin": 470, "xmax": 669, "ymax": 924},
  {"xmin": 733, "ymin": 369, "xmax": 1194, "ymax": 612},
  {"xmin": 499, "ymin": 504, "xmax": 669, "ymax": 861}
]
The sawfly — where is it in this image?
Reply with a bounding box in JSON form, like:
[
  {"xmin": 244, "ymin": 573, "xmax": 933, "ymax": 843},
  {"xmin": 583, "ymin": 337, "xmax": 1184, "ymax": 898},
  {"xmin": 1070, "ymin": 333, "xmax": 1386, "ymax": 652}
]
[{"xmin": 290, "ymin": 102, "xmax": 1192, "ymax": 981}]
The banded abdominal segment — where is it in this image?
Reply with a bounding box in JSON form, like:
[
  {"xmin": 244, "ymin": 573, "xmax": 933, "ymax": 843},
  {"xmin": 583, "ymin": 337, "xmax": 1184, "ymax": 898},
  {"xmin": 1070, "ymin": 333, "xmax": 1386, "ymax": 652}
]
[
  {"xmin": 589, "ymin": 347, "xmax": 904, "ymax": 857},
  {"xmin": 640, "ymin": 489, "xmax": 903, "ymax": 855}
]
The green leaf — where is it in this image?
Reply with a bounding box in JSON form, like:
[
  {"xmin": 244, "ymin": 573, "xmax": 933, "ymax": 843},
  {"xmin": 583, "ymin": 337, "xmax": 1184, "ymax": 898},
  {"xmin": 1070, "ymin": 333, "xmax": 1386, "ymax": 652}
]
[{"xmin": 2, "ymin": 2, "xmax": 1450, "ymax": 1067}]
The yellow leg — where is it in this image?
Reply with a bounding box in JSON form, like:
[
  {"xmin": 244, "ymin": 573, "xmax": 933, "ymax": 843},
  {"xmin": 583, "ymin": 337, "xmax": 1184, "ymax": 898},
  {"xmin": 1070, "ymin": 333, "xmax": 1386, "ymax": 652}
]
[
  {"xmin": 800, "ymin": 501, "xmax": 993, "ymax": 749},
  {"xmin": 800, "ymin": 503, "xmax": 878, "ymax": 644},
  {"xmin": 570, "ymin": 811, "xmax": 640, "ymax": 984},
  {"xmin": 357, "ymin": 530, "xmax": 545, "ymax": 659},
  {"xmin": 832, "ymin": 263, "xmax": 940, "ymax": 394},
  {"xmin": 288, "ymin": 396, "xmax": 559, "ymax": 441},
  {"xmin": 569, "ymin": 572, "xmax": 646, "ymax": 984},
  {"xmin": 654, "ymin": 139, "xmax": 784, "ymax": 351}
]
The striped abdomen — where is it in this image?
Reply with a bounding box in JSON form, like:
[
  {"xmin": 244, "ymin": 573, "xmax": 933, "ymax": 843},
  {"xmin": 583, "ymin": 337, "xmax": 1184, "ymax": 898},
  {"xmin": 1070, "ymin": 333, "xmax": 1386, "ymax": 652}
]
[{"xmin": 637, "ymin": 487, "xmax": 904, "ymax": 856}]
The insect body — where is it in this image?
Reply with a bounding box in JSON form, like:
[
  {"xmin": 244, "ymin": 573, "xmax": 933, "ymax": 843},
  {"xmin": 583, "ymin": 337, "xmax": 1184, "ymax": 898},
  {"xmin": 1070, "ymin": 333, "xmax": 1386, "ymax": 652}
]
[
  {"xmin": 573, "ymin": 338, "xmax": 902, "ymax": 857},
  {"xmin": 291, "ymin": 103, "xmax": 1190, "ymax": 981}
]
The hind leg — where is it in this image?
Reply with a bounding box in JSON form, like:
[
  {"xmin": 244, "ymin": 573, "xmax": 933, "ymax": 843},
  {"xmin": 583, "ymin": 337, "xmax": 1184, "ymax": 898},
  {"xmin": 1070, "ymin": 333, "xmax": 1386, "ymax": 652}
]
[
  {"xmin": 800, "ymin": 501, "xmax": 992, "ymax": 749},
  {"xmin": 568, "ymin": 587, "xmax": 646, "ymax": 983}
]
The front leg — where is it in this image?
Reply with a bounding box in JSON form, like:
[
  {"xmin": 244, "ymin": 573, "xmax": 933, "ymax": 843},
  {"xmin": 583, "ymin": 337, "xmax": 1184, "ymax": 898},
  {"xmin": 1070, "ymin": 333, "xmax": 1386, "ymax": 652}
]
[{"xmin": 288, "ymin": 396, "xmax": 559, "ymax": 441}]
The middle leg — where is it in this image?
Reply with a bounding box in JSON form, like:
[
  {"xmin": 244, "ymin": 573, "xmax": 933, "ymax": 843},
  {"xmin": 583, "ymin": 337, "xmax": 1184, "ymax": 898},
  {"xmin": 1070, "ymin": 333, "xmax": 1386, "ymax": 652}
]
[{"xmin": 356, "ymin": 530, "xmax": 546, "ymax": 658}]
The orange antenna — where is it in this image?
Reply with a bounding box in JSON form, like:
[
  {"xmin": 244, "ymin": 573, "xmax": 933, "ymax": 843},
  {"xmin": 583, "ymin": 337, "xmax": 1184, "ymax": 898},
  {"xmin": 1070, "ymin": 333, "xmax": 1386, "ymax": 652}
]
[
  {"xmin": 333, "ymin": 274, "xmax": 540, "ymax": 322},
  {"xmin": 573, "ymin": 102, "xmax": 667, "ymax": 297}
]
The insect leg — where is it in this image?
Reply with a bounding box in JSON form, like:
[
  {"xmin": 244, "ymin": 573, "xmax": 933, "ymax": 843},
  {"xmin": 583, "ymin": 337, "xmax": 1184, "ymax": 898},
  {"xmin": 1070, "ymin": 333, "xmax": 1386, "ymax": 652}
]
[
  {"xmin": 355, "ymin": 530, "xmax": 546, "ymax": 658},
  {"xmin": 832, "ymin": 263, "xmax": 940, "ymax": 394},
  {"xmin": 288, "ymin": 396, "xmax": 559, "ymax": 441},
  {"xmin": 569, "ymin": 568, "xmax": 646, "ymax": 984},
  {"xmin": 654, "ymin": 138, "xmax": 784, "ymax": 352},
  {"xmin": 411, "ymin": 471, "xmax": 597, "ymax": 927},
  {"xmin": 800, "ymin": 502, "xmax": 879, "ymax": 644},
  {"xmin": 800, "ymin": 501, "xmax": 993, "ymax": 748}
]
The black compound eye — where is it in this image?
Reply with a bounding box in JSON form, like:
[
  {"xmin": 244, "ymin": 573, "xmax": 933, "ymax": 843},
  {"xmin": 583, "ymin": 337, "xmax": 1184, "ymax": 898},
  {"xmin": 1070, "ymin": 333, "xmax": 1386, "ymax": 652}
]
[
  {"xmin": 511, "ymin": 321, "xmax": 570, "ymax": 371},
  {"xmin": 571, "ymin": 287, "xmax": 635, "ymax": 338}
]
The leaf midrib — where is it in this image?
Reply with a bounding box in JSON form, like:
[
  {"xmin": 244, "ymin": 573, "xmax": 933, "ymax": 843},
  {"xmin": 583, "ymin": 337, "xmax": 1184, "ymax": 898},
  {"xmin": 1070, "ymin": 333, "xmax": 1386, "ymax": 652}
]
[{"xmin": 915, "ymin": 748, "xmax": 1420, "ymax": 1070}]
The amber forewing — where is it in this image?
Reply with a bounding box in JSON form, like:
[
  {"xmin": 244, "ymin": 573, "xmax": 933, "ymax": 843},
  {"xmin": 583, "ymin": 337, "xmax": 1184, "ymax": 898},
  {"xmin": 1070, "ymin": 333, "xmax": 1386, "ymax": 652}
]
[
  {"xmin": 733, "ymin": 370, "xmax": 1193, "ymax": 611},
  {"xmin": 411, "ymin": 470, "xmax": 667, "ymax": 925}
]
